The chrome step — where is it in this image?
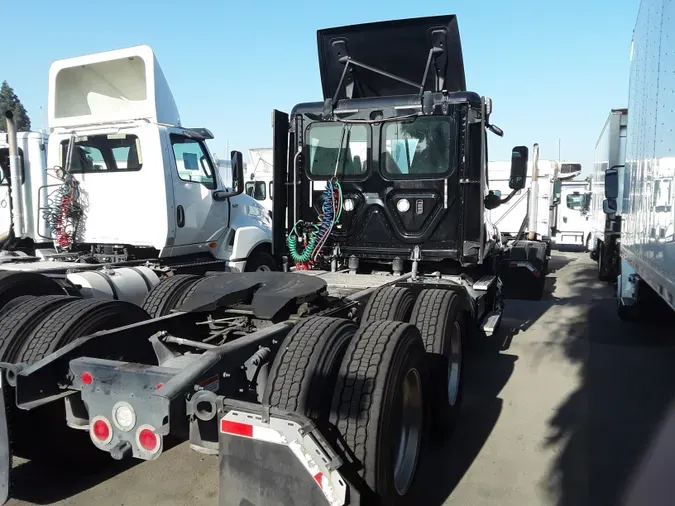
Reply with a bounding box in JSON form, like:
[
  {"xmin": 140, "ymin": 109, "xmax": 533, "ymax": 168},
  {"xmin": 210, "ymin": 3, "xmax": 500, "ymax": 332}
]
[
  {"xmin": 473, "ymin": 275, "xmax": 496, "ymax": 291},
  {"xmin": 480, "ymin": 311, "xmax": 502, "ymax": 336}
]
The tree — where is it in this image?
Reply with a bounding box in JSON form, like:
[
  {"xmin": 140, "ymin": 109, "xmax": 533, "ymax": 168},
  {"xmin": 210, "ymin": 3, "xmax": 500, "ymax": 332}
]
[{"xmin": 0, "ymin": 81, "xmax": 31, "ymax": 132}]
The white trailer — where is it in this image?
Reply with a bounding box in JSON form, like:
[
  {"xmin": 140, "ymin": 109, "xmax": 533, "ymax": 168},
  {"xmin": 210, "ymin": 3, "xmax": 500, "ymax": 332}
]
[
  {"xmin": 616, "ymin": 0, "xmax": 675, "ymax": 319},
  {"xmin": 0, "ymin": 46, "xmax": 274, "ymax": 312}
]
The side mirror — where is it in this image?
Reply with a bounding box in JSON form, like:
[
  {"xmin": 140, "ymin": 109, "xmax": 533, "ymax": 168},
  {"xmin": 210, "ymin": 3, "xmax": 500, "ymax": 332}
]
[
  {"xmin": 509, "ymin": 146, "xmax": 529, "ymax": 190},
  {"xmin": 605, "ymin": 166, "xmax": 620, "ymax": 199},
  {"xmin": 213, "ymin": 150, "xmax": 245, "ymax": 201},
  {"xmin": 603, "ymin": 197, "xmax": 617, "ymax": 214},
  {"xmin": 492, "ymin": 189, "xmax": 502, "ymax": 198}
]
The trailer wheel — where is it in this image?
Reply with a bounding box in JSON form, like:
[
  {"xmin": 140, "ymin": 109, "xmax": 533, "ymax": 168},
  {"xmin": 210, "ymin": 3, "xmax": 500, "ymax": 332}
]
[
  {"xmin": 0, "ymin": 295, "xmax": 79, "ymax": 363},
  {"xmin": 263, "ymin": 316, "xmax": 357, "ymax": 421},
  {"xmin": 0, "ymin": 272, "xmax": 66, "ymax": 311},
  {"xmin": 141, "ymin": 274, "xmax": 201, "ymax": 318},
  {"xmin": 410, "ymin": 289, "xmax": 464, "ymax": 439},
  {"xmin": 330, "ymin": 320, "xmax": 427, "ymax": 503},
  {"xmin": 17, "ymin": 299, "xmax": 151, "ymax": 365},
  {"xmin": 361, "ymin": 286, "xmax": 415, "ymax": 323}
]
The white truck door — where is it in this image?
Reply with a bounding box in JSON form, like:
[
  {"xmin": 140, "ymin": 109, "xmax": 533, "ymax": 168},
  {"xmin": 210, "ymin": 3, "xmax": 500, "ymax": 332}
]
[{"xmin": 168, "ymin": 132, "xmax": 229, "ymax": 255}]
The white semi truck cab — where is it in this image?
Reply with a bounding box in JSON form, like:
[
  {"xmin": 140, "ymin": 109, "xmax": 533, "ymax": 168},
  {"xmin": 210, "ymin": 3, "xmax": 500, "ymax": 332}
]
[{"xmin": 0, "ymin": 46, "xmax": 274, "ymax": 309}]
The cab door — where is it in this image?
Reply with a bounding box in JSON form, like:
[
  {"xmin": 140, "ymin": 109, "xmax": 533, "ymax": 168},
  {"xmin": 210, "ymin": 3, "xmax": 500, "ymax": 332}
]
[{"xmin": 167, "ymin": 130, "xmax": 229, "ymax": 255}]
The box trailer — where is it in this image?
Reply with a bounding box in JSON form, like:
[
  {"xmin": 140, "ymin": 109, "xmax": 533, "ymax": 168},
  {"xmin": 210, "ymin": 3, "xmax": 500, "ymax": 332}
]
[{"xmin": 616, "ymin": 0, "xmax": 675, "ymax": 319}]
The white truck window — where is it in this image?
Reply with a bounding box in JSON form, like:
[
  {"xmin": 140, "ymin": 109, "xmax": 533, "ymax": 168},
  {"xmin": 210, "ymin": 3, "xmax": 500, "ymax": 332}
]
[
  {"xmin": 60, "ymin": 134, "xmax": 143, "ymax": 173},
  {"xmin": 245, "ymin": 181, "xmax": 267, "ymax": 201},
  {"xmin": 171, "ymin": 135, "xmax": 215, "ymax": 188}
]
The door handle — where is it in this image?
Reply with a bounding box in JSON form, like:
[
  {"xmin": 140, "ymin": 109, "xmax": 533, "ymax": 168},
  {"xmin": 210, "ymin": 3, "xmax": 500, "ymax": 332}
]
[{"xmin": 177, "ymin": 205, "xmax": 185, "ymax": 228}]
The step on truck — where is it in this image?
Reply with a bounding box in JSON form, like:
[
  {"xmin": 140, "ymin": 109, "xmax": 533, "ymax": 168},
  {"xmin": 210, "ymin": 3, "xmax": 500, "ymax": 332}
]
[
  {"xmin": 589, "ymin": 108, "xmax": 628, "ymax": 281},
  {"xmin": 0, "ymin": 45, "xmax": 274, "ymax": 313},
  {"xmin": 0, "ymin": 16, "xmax": 545, "ymax": 505},
  {"xmin": 616, "ymin": 0, "xmax": 675, "ymax": 319}
]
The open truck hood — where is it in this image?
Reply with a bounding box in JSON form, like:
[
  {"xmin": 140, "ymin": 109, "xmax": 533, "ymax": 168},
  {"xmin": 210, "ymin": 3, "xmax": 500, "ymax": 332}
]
[
  {"xmin": 48, "ymin": 45, "xmax": 180, "ymax": 131},
  {"xmin": 317, "ymin": 15, "xmax": 466, "ymax": 100}
]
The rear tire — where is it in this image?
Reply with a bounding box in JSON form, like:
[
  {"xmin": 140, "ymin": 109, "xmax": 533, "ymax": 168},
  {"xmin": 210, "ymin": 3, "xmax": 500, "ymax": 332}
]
[
  {"xmin": 0, "ymin": 295, "xmax": 79, "ymax": 362},
  {"xmin": 18, "ymin": 299, "xmax": 151, "ymax": 365},
  {"xmin": 142, "ymin": 274, "xmax": 201, "ymax": 318},
  {"xmin": 263, "ymin": 316, "xmax": 357, "ymax": 421},
  {"xmin": 0, "ymin": 272, "xmax": 66, "ymax": 312},
  {"xmin": 330, "ymin": 320, "xmax": 427, "ymax": 504},
  {"xmin": 11, "ymin": 299, "xmax": 151, "ymax": 462},
  {"xmin": 361, "ymin": 286, "xmax": 415, "ymax": 323},
  {"xmin": 410, "ymin": 289, "xmax": 464, "ymax": 439}
]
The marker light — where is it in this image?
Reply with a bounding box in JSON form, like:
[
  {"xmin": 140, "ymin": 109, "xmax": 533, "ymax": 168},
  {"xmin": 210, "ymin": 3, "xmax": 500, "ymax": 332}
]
[{"xmin": 343, "ymin": 199, "xmax": 355, "ymax": 212}]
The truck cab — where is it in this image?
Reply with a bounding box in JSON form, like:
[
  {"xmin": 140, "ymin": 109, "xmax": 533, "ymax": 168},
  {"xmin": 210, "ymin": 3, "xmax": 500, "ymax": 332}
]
[
  {"xmin": 273, "ymin": 17, "xmax": 527, "ymax": 277},
  {"xmin": 4, "ymin": 46, "xmax": 273, "ymax": 272}
]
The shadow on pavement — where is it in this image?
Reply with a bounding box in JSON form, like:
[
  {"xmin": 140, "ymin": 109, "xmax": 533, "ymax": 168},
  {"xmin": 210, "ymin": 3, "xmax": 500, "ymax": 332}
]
[
  {"xmin": 543, "ymin": 259, "xmax": 675, "ymax": 506},
  {"xmin": 413, "ymin": 341, "xmax": 517, "ymax": 504}
]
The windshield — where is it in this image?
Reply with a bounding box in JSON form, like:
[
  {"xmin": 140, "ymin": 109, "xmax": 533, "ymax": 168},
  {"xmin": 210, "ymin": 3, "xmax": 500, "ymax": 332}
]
[
  {"xmin": 307, "ymin": 123, "xmax": 368, "ymax": 177},
  {"xmin": 382, "ymin": 116, "xmax": 454, "ymax": 177}
]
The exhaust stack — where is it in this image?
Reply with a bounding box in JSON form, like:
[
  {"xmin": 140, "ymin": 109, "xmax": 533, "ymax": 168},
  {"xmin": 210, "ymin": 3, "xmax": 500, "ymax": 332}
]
[{"xmin": 4, "ymin": 111, "xmax": 25, "ymax": 238}]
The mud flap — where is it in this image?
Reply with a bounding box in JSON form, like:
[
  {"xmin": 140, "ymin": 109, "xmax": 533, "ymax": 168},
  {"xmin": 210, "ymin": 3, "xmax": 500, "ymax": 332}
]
[
  {"xmin": 0, "ymin": 374, "xmax": 9, "ymax": 504},
  {"xmin": 501, "ymin": 240, "xmax": 547, "ymax": 300},
  {"xmin": 215, "ymin": 404, "xmax": 363, "ymax": 506}
]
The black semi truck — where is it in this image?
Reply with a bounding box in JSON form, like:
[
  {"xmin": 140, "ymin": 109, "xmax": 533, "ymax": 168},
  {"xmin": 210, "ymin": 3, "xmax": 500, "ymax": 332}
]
[{"xmin": 0, "ymin": 16, "xmax": 546, "ymax": 506}]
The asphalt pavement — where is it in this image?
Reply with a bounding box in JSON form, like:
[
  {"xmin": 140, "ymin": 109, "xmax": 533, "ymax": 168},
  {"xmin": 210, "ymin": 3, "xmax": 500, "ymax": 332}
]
[{"xmin": 8, "ymin": 250, "xmax": 675, "ymax": 506}]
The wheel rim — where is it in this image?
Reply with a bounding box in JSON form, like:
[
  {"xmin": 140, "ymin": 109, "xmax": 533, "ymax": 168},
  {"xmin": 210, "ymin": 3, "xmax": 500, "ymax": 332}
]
[
  {"xmin": 448, "ymin": 321, "xmax": 462, "ymax": 406},
  {"xmin": 256, "ymin": 264, "xmax": 271, "ymax": 272},
  {"xmin": 394, "ymin": 367, "xmax": 423, "ymax": 495}
]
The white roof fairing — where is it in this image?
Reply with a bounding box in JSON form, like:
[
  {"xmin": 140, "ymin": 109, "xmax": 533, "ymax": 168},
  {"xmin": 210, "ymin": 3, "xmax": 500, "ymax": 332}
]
[{"xmin": 48, "ymin": 45, "xmax": 181, "ymax": 131}]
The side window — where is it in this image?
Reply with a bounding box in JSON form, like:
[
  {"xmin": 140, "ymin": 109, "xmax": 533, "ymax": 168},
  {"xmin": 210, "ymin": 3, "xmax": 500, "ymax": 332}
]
[
  {"xmin": 254, "ymin": 181, "xmax": 266, "ymax": 201},
  {"xmin": 60, "ymin": 134, "xmax": 142, "ymax": 172},
  {"xmin": 566, "ymin": 193, "xmax": 585, "ymax": 210},
  {"xmin": 269, "ymin": 181, "xmax": 273, "ymax": 200},
  {"xmin": 245, "ymin": 182, "xmax": 255, "ymax": 196},
  {"xmin": 170, "ymin": 135, "xmax": 215, "ymax": 189}
]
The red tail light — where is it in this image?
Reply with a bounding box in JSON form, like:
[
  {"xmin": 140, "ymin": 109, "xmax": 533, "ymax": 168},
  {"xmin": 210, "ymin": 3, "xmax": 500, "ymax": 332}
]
[
  {"xmin": 81, "ymin": 372, "xmax": 93, "ymax": 385},
  {"xmin": 90, "ymin": 416, "xmax": 113, "ymax": 446},
  {"xmin": 136, "ymin": 424, "xmax": 161, "ymax": 454}
]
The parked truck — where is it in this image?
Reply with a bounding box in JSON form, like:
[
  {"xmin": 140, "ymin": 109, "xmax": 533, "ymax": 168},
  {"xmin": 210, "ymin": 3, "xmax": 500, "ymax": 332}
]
[
  {"xmin": 553, "ymin": 179, "xmax": 591, "ymax": 249},
  {"xmin": 0, "ymin": 16, "xmax": 547, "ymax": 505},
  {"xmin": 615, "ymin": 0, "xmax": 675, "ymax": 319},
  {"xmin": 0, "ymin": 46, "xmax": 274, "ymax": 313},
  {"xmin": 589, "ymin": 108, "xmax": 628, "ymax": 281},
  {"xmin": 245, "ymin": 148, "xmax": 274, "ymax": 216}
]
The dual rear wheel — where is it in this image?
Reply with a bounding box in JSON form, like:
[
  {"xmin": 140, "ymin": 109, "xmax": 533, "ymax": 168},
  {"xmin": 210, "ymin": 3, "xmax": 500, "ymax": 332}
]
[{"xmin": 263, "ymin": 284, "xmax": 466, "ymax": 503}]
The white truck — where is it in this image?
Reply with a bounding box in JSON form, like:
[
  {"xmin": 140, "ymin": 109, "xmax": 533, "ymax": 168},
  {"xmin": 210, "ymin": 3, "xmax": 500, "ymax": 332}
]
[
  {"xmin": 0, "ymin": 45, "xmax": 274, "ymax": 312},
  {"xmin": 616, "ymin": 0, "xmax": 675, "ymax": 319},
  {"xmin": 589, "ymin": 108, "xmax": 628, "ymax": 281},
  {"xmin": 552, "ymin": 179, "xmax": 591, "ymax": 249}
]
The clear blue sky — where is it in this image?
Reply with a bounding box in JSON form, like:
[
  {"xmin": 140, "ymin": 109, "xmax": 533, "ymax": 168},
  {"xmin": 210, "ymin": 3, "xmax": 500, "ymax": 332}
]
[{"xmin": 3, "ymin": 0, "xmax": 637, "ymax": 173}]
